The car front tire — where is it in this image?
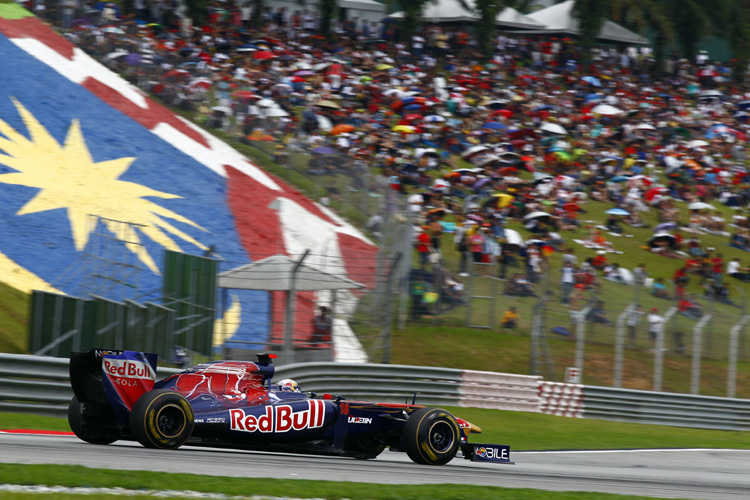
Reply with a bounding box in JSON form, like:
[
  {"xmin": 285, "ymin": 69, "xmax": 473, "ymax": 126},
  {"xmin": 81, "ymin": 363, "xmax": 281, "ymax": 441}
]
[{"xmin": 402, "ymin": 407, "xmax": 460, "ymax": 465}]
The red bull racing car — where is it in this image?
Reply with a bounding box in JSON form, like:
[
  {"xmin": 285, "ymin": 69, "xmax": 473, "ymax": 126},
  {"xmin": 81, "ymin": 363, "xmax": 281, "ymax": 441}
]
[{"xmin": 68, "ymin": 349, "xmax": 512, "ymax": 466}]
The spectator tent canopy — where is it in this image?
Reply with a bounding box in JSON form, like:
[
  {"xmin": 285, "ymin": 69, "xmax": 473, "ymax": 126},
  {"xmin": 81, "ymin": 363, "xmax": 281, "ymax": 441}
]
[{"xmin": 218, "ymin": 254, "xmax": 365, "ymax": 364}]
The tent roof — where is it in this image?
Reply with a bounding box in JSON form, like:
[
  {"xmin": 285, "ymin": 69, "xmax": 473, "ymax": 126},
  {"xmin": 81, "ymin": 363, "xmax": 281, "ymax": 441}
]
[
  {"xmin": 218, "ymin": 254, "xmax": 365, "ymax": 291},
  {"xmin": 387, "ymin": 1, "xmax": 544, "ymax": 29},
  {"xmin": 526, "ymin": 0, "xmax": 649, "ymax": 45}
]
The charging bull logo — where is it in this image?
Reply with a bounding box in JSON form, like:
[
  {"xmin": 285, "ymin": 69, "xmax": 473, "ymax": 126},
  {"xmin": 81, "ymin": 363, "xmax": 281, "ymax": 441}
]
[{"xmin": 230, "ymin": 400, "xmax": 326, "ymax": 433}]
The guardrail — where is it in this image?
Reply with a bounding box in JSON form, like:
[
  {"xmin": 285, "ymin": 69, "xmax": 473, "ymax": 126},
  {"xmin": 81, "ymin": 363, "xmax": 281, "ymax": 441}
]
[
  {"xmin": 583, "ymin": 386, "xmax": 750, "ymax": 431},
  {"xmin": 1, "ymin": 353, "xmax": 749, "ymax": 431}
]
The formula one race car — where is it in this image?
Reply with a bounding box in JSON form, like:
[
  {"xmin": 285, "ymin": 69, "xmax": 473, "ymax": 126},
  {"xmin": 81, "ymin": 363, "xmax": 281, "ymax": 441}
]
[{"xmin": 68, "ymin": 349, "xmax": 512, "ymax": 466}]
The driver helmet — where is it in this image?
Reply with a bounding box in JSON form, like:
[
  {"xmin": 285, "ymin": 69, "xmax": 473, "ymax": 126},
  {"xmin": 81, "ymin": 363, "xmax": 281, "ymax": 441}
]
[{"xmin": 278, "ymin": 378, "xmax": 301, "ymax": 393}]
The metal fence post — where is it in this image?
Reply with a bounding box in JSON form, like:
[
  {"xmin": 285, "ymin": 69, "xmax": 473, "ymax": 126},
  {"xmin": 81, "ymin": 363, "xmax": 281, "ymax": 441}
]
[
  {"xmin": 727, "ymin": 315, "xmax": 750, "ymax": 399},
  {"xmin": 614, "ymin": 304, "xmax": 634, "ymax": 388},
  {"xmin": 575, "ymin": 303, "xmax": 594, "ymax": 382},
  {"xmin": 529, "ymin": 291, "xmax": 551, "ymax": 377},
  {"xmin": 690, "ymin": 314, "xmax": 712, "ymax": 395},
  {"xmin": 655, "ymin": 306, "xmax": 678, "ymax": 392}
]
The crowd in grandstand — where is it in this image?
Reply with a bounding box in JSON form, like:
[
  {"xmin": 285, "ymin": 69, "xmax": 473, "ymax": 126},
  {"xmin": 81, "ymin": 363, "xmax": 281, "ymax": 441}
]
[{"xmin": 34, "ymin": 0, "xmax": 750, "ymax": 320}]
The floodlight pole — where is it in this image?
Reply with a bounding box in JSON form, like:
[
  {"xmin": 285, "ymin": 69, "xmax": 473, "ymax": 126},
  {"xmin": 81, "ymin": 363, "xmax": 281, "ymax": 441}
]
[{"xmin": 285, "ymin": 249, "xmax": 310, "ymax": 365}]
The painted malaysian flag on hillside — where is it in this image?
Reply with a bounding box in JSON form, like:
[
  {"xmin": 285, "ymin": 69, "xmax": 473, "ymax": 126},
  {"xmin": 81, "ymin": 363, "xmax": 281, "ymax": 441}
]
[{"xmin": 0, "ymin": 4, "xmax": 375, "ymax": 355}]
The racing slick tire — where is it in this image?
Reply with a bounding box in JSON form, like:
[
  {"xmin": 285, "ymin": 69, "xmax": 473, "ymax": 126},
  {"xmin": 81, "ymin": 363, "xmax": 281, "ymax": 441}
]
[
  {"xmin": 402, "ymin": 407, "xmax": 460, "ymax": 466},
  {"xmin": 68, "ymin": 396, "xmax": 118, "ymax": 445},
  {"xmin": 130, "ymin": 390, "xmax": 194, "ymax": 449}
]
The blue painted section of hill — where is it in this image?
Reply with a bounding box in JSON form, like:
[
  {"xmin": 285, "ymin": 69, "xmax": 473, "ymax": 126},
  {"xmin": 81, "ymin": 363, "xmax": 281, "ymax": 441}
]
[{"xmin": 0, "ymin": 34, "xmax": 269, "ymax": 348}]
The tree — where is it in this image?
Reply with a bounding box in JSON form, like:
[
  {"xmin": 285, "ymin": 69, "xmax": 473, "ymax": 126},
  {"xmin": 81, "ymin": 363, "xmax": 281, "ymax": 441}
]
[
  {"xmin": 606, "ymin": 0, "xmax": 675, "ymax": 76},
  {"xmin": 724, "ymin": 0, "xmax": 750, "ymax": 85},
  {"xmin": 570, "ymin": 0, "xmax": 608, "ymax": 62},
  {"xmin": 401, "ymin": 0, "xmax": 435, "ymax": 48},
  {"xmin": 472, "ymin": 0, "xmax": 506, "ymax": 61},
  {"xmin": 318, "ymin": 0, "xmax": 337, "ymax": 40},
  {"xmin": 184, "ymin": 0, "xmax": 209, "ymax": 26}
]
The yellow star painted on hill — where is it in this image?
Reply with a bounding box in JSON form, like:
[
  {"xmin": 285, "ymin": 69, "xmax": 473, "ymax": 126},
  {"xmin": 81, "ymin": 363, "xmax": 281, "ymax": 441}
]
[{"xmin": 0, "ymin": 98, "xmax": 207, "ymax": 274}]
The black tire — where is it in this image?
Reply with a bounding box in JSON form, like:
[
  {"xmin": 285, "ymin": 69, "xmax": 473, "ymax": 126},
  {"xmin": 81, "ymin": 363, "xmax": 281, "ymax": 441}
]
[
  {"xmin": 344, "ymin": 435, "xmax": 386, "ymax": 459},
  {"xmin": 402, "ymin": 408, "xmax": 460, "ymax": 466},
  {"xmin": 130, "ymin": 390, "xmax": 194, "ymax": 449},
  {"xmin": 67, "ymin": 396, "xmax": 118, "ymax": 445}
]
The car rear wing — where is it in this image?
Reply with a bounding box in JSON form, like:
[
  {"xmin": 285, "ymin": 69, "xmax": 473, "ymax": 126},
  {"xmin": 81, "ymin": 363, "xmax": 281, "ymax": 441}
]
[{"xmin": 70, "ymin": 348, "xmax": 158, "ymax": 423}]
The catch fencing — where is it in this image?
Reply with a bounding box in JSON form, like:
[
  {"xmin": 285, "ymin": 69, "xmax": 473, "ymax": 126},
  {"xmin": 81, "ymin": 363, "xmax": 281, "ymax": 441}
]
[{"xmin": 2, "ymin": 354, "xmax": 750, "ymax": 431}]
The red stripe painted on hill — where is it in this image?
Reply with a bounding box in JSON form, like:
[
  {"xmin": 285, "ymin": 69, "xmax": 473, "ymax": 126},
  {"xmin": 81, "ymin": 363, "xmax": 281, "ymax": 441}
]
[
  {"xmin": 82, "ymin": 77, "xmax": 210, "ymax": 148},
  {"xmin": 0, "ymin": 16, "xmax": 73, "ymax": 59}
]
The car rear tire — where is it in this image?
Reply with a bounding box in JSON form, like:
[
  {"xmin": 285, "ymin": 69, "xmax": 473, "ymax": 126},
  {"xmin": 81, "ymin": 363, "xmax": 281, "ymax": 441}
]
[
  {"xmin": 68, "ymin": 396, "xmax": 118, "ymax": 445},
  {"xmin": 130, "ymin": 390, "xmax": 194, "ymax": 449},
  {"xmin": 402, "ymin": 408, "xmax": 460, "ymax": 466}
]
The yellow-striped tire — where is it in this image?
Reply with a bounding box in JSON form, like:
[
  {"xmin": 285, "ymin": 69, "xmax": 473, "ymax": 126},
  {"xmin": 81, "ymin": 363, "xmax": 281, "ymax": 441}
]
[
  {"xmin": 130, "ymin": 390, "xmax": 194, "ymax": 449},
  {"xmin": 402, "ymin": 408, "xmax": 460, "ymax": 465}
]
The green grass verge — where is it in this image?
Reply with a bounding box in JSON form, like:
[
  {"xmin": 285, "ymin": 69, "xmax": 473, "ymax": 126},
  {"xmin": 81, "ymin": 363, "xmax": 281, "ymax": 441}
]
[{"xmin": 0, "ymin": 463, "xmax": 698, "ymax": 500}]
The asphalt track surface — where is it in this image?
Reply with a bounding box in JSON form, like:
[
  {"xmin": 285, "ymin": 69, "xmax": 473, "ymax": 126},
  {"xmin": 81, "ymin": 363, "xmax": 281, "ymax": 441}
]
[{"xmin": 2, "ymin": 433, "xmax": 750, "ymax": 500}]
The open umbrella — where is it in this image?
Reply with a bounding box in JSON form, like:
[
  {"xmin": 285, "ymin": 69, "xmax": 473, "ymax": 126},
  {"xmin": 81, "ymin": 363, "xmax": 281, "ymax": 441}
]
[
  {"xmin": 252, "ymin": 50, "xmax": 276, "ymax": 60},
  {"xmin": 654, "ymin": 222, "xmax": 677, "ymax": 233},
  {"xmin": 523, "ymin": 211, "xmax": 553, "ymax": 222},
  {"xmin": 608, "ymin": 176, "xmax": 629, "ymax": 183},
  {"xmin": 425, "ymin": 208, "xmax": 446, "ymax": 219},
  {"xmin": 626, "ymin": 175, "xmax": 653, "ymax": 189},
  {"xmin": 330, "ymin": 124, "xmax": 355, "ymax": 136},
  {"xmin": 540, "ymin": 122, "xmax": 567, "ymax": 135},
  {"xmin": 392, "ymin": 125, "xmax": 417, "ymax": 133},
  {"xmin": 312, "ymin": 146, "xmax": 337, "ymax": 155},
  {"xmin": 644, "ymin": 186, "xmax": 669, "ymax": 203},
  {"xmin": 474, "ymin": 155, "xmax": 501, "ymax": 167},
  {"xmin": 591, "ymin": 104, "xmax": 623, "ymax": 115},
  {"xmin": 492, "ymin": 193, "xmax": 515, "ymax": 208},
  {"xmin": 211, "ymin": 106, "xmax": 232, "ymax": 115},
  {"xmin": 688, "ymin": 201, "xmax": 714, "ymax": 210},
  {"xmin": 482, "ymin": 122, "xmax": 507, "ymax": 130},
  {"xmin": 635, "ymin": 123, "xmax": 656, "ymax": 131},
  {"xmin": 605, "ymin": 208, "xmax": 630, "ymax": 216},
  {"xmin": 648, "ymin": 233, "xmax": 677, "ymax": 249},
  {"xmin": 264, "ymin": 107, "xmax": 289, "ymax": 117},
  {"xmin": 104, "ymin": 50, "xmax": 128, "ymax": 61},
  {"xmin": 232, "ymin": 90, "xmax": 260, "ymax": 100},
  {"xmin": 315, "ymin": 100, "xmax": 341, "ymax": 110},
  {"xmin": 376, "ymin": 64, "xmax": 394, "ymax": 70},
  {"xmin": 461, "ymin": 145, "xmax": 491, "ymax": 158},
  {"xmin": 582, "ymin": 76, "xmax": 602, "ymax": 87}
]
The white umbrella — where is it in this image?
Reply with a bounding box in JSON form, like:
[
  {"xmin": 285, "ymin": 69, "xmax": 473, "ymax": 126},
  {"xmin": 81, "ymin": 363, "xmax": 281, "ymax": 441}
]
[
  {"xmin": 635, "ymin": 123, "xmax": 656, "ymax": 131},
  {"xmin": 591, "ymin": 104, "xmax": 623, "ymax": 116},
  {"xmin": 407, "ymin": 193, "xmax": 424, "ymax": 204},
  {"xmin": 256, "ymin": 98, "xmax": 279, "ymax": 108},
  {"xmin": 461, "ymin": 145, "xmax": 490, "ymax": 158},
  {"xmin": 688, "ymin": 201, "xmax": 714, "ymax": 210},
  {"xmin": 316, "ymin": 115, "xmax": 332, "ymax": 132},
  {"xmin": 523, "ymin": 211, "xmax": 553, "ymax": 221},
  {"xmin": 474, "ymin": 155, "xmax": 502, "ymax": 167},
  {"xmin": 211, "ymin": 106, "xmax": 232, "ymax": 114},
  {"xmin": 265, "ymin": 107, "xmax": 290, "ymax": 117},
  {"xmin": 104, "ymin": 50, "xmax": 128, "ymax": 61},
  {"xmin": 687, "ymin": 139, "xmax": 709, "ymax": 149},
  {"xmin": 540, "ymin": 122, "xmax": 567, "ymax": 135}
]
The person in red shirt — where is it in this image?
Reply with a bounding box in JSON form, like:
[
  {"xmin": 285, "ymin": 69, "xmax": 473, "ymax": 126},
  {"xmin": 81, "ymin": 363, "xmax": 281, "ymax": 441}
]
[
  {"xmin": 712, "ymin": 253, "xmax": 724, "ymax": 284},
  {"xmin": 416, "ymin": 226, "xmax": 432, "ymax": 269}
]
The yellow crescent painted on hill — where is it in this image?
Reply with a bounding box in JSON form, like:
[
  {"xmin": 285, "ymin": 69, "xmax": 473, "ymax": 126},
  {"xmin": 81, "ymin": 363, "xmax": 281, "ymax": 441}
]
[
  {"xmin": 0, "ymin": 249, "xmax": 60, "ymax": 294},
  {"xmin": 213, "ymin": 294, "xmax": 240, "ymax": 347}
]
